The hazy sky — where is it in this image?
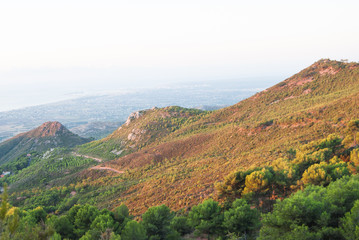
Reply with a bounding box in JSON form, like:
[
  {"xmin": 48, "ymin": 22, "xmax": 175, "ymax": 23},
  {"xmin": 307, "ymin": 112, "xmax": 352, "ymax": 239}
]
[{"xmin": 0, "ymin": 0, "xmax": 359, "ymax": 111}]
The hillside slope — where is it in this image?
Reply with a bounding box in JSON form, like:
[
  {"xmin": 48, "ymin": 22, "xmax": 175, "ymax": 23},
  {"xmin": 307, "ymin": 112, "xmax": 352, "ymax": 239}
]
[
  {"xmin": 97, "ymin": 59, "xmax": 359, "ymax": 213},
  {"xmin": 8, "ymin": 59, "xmax": 359, "ymax": 216},
  {"xmin": 0, "ymin": 121, "xmax": 90, "ymax": 164}
]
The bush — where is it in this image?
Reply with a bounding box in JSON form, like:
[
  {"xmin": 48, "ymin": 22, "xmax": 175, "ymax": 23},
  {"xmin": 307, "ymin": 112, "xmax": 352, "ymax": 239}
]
[
  {"xmin": 259, "ymin": 176, "xmax": 359, "ymax": 239},
  {"xmin": 121, "ymin": 220, "xmax": 146, "ymax": 240},
  {"xmin": 141, "ymin": 205, "xmax": 179, "ymax": 240},
  {"xmin": 188, "ymin": 199, "xmax": 223, "ymax": 236},
  {"xmin": 170, "ymin": 216, "xmax": 192, "ymax": 236},
  {"xmin": 223, "ymin": 199, "xmax": 260, "ymax": 237}
]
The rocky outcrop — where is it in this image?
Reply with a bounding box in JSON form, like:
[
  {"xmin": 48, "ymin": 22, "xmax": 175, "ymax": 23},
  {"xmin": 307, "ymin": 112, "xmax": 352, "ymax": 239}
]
[
  {"xmin": 127, "ymin": 128, "xmax": 147, "ymax": 141},
  {"xmin": 125, "ymin": 111, "xmax": 145, "ymax": 126}
]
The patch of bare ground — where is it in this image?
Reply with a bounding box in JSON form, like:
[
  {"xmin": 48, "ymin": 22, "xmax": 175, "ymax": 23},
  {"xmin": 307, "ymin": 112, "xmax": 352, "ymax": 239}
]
[
  {"xmin": 319, "ymin": 66, "xmax": 340, "ymax": 75},
  {"xmin": 302, "ymin": 88, "xmax": 312, "ymax": 95},
  {"xmin": 284, "ymin": 95, "xmax": 296, "ymax": 100}
]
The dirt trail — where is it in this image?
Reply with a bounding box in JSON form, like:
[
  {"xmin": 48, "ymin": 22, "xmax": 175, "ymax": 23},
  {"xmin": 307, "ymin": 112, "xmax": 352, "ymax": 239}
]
[{"xmin": 72, "ymin": 152, "xmax": 124, "ymax": 174}]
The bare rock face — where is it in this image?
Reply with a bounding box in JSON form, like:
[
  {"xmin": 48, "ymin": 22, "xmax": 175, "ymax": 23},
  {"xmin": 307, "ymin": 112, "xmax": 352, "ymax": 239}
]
[
  {"xmin": 125, "ymin": 111, "xmax": 144, "ymax": 126},
  {"xmin": 127, "ymin": 128, "xmax": 147, "ymax": 141},
  {"xmin": 125, "ymin": 108, "xmax": 157, "ymax": 127},
  {"xmin": 127, "ymin": 133, "xmax": 136, "ymax": 141}
]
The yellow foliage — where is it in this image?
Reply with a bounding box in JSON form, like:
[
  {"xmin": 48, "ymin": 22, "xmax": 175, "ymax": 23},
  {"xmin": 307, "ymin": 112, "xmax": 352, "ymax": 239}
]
[
  {"xmin": 6, "ymin": 207, "xmax": 19, "ymax": 217},
  {"xmin": 301, "ymin": 163, "xmax": 331, "ymax": 186},
  {"xmin": 243, "ymin": 169, "xmax": 271, "ymax": 194},
  {"xmin": 329, "ymin": 156, "xmax": 342, "ymax": 164},
  {"xmin": 350, "ymin": 149, "xmax": 359, "ymax": 167},
  {"xmin": 272, "ymin": 158, "xmax": 288, "ymax": 172},
  {"xmin": 272, "ymin": 158, "xmax": 294, "ymax": 179}
]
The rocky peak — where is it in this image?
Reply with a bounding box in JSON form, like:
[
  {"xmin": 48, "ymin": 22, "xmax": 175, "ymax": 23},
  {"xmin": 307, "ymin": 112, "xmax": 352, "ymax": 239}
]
[
  {"xmin": 125, "ymin": 110, "xmax": 149, "ymax": 126},
  {"xmin": 26, "ymin": 121, "xmax": 68, "ymax": 138}
]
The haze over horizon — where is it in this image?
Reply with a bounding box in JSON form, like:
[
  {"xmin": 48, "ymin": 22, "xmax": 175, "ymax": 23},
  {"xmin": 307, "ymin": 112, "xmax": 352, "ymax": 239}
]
[{"xmin": 1, "ymin": 0, "xmax": 358, "ymax": 111}]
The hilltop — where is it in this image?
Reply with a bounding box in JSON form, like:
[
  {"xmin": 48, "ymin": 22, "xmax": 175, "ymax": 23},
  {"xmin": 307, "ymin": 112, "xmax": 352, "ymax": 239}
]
[
  {"xmin": 0, "ymin": 121, "xmax": 90, "ymax": 164},
  {"xmin": 76, "ymin": 106, "xmax": 206, "ymax": 160},
  {"xmin": 6, "ymin": 59, "xmax": 359, "ymax": 216}
]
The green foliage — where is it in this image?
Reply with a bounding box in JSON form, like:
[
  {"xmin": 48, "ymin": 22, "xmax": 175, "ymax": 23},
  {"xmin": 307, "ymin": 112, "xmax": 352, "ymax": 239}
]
[
  {"xmin": 170, "ymin": 216, "xmax": 192, "ymax": 236},
  {"xmin": 340, "ymin": 200, "xmax": 359, "ymax": 239},
  {"xmin": 51, "ymin": 215, "xmax": 74, "ymax": 239},
  {"xmin": 79, "ymin": 229, "xmax": 101, "ymax": 240},
  {"xmin": 121, "ymin": 220, "xmax": 146, "ymax": 240},
  {"xmin": 223, "ymin": 199, "xmax": 260, "ymax": 237},
  {"xmin": 73, "ymin": 204, "xmax": 100, "ymax": 237},
  {"xmin": 0, "ymin": 123, "xmax": 90, "ymax": 165},
  {"xmin": 3, "ymin": 148, "xmax": 96, "ymax": 192},
  {"xmin": 0, "ymin": 183, "xmax": 9, "ymax": 221},
  {"xmin": 141, "ymin": 204, "xmax": 179, "ymax": 240},
  {"xmin": 51, "ymin": 232, "xmax": 62, "ymax": 240},
  {"xmin": 0, "ymin": 185, "xmax": 58, "ymax": 239},
  {"xmin": 90, "ymin": 213, "xmax": 115, "ymax": 233},
  {"xmin": 188, "ymin": 199, "xmax": 224, "ymax": 236},
  {"xmin": 113, "ymin": 204, "xmax": 132, "ymax": 231},
  {"xmin": 259, "ymin": 175, "xmax": 359, "ymax": 239},
  {"xmin": 28, "ymin": 206, "xmax": 47, "ymax": 224},
  {"xmin": 0, "ymin": 152, "xmax": 41, "ymax": 175}
]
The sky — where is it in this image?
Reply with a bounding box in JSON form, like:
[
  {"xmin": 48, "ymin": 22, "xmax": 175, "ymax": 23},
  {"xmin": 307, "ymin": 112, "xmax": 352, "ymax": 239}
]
[{"xmin": 0, "ymin": 0, "xmax": 359, "ymax": 111}]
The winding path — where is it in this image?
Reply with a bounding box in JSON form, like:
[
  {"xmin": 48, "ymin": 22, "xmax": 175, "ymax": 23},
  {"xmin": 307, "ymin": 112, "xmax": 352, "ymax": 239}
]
[{"xmin": 72, "ymin": 152, "xmax": 124, "ymax": 174}]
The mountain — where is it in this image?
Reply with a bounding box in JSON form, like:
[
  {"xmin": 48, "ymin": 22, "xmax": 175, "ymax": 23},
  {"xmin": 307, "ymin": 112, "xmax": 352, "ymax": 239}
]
[
  {"xmin": 89, "ymin": 59, "xmax": 359, "ymax": 214},
  {"xmin": 7, "ymin": 59, "xmax": 359, "ymax": 216},
  {"xmin": 0, "ymin": 121, "xmax": 90, "ymax": 164}
]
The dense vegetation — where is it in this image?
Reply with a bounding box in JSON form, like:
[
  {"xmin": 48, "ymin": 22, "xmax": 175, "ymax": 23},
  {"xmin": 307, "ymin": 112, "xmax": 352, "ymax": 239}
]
[
  {"xmin": 216, "ymin": 121, "xmax": 359, "ymax": 211},
  {"xmin": 0, "ymin": 148, "xmax": 97, "ymax": 192},
  {"xmin": 3, "ymin": 174, "xmax": 359, "ymax": 239}
]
